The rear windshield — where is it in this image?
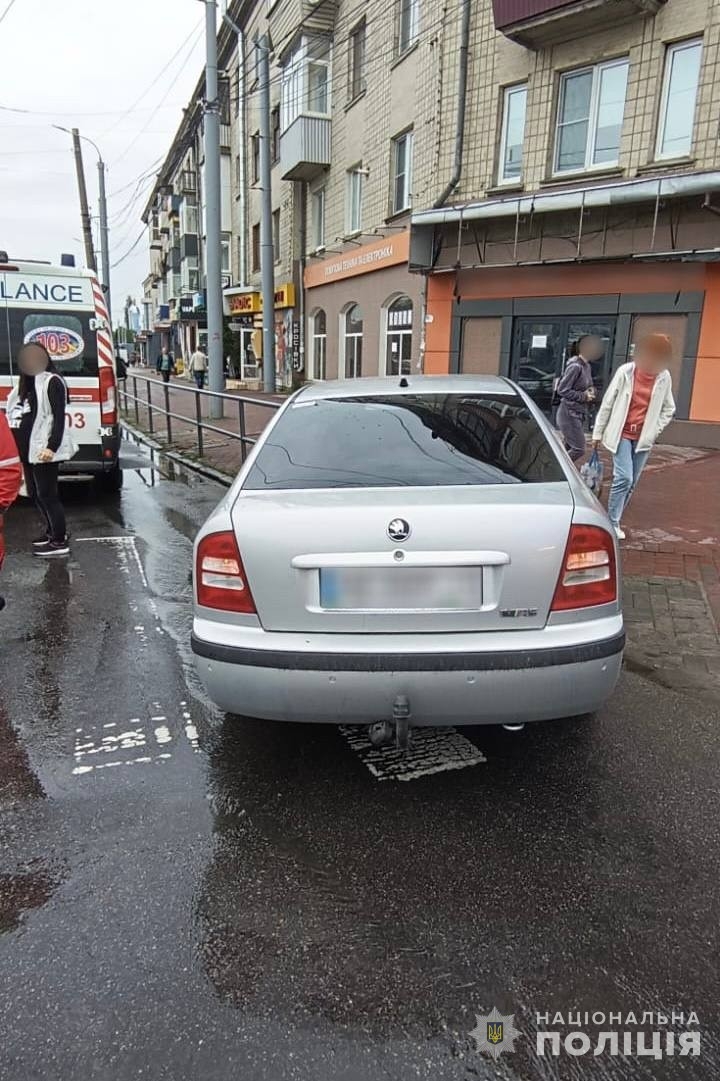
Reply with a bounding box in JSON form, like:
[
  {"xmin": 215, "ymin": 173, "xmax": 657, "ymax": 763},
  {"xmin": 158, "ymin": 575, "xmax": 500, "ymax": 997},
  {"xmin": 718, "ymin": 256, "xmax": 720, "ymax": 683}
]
[
  {"xmin": 243, "ymin": 393, "xmax": 566, "ymax": 490},
  {"xmin": 0, "ymin": 307, "xmax": 99, "ymax": 378}
]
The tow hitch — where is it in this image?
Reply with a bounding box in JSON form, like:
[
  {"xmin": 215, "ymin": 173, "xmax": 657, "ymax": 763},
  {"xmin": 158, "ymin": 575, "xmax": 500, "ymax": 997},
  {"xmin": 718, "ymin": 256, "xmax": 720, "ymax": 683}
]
[{"xmin": 368, "ymin": 695, "xmax": 412, "ymax": 752}]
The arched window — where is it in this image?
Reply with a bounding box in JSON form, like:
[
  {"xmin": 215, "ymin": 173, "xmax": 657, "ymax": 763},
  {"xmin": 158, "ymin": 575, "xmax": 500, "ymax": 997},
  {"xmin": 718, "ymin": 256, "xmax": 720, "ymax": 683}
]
[
  {"xmin": 385, "ymin": 296, "xmax": 413, "ymax": 376},
  {"xmin": 310, "ymin": 309, "xmax": 326, "ymax": 380},
  {"xmin": 344, "ymin": 304, "xmax": 363, "ymax": 378}
]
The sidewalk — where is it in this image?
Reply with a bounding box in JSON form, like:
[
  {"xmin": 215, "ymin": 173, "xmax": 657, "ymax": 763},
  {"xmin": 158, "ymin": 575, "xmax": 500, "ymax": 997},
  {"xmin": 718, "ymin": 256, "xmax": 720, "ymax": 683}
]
[
  {"xmin": 122, "ymin": 370, "xmax": 283, "ymax": 471},
  {"xmin": 612, "ymin": 446, "xmax": 720, "ymax": 702},
  {"xmin": 121, "ymin": 376, "xmax": 720, "ymax": 702}
]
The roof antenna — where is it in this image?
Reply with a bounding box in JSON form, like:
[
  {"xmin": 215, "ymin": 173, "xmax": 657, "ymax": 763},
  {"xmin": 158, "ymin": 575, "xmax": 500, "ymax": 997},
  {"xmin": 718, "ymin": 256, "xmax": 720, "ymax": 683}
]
[{"xmin": 399, "ymin": 376, "xmax": 409, "ymax": 388}]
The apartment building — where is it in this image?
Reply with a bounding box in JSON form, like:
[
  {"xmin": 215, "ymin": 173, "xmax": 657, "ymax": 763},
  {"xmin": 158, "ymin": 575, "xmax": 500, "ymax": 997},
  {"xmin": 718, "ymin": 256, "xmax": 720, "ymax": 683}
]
[
  {"xmin": 141, "ymin": 68, "xmax": 234, "ymax": 365},
  {"xmin": 412, "ymin": 0, "xmax": 720, "ymax": 445},
  {"xmin": 221, "ymin": 0, "xmax": 427, "ymax": 384}
]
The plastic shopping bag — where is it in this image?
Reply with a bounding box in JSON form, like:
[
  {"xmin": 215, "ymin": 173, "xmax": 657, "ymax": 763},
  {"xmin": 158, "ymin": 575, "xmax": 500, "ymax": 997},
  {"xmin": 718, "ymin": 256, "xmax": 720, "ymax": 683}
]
[{"xmin": 580, "ymin": 449, "xmax": 605, "ymax": 496}]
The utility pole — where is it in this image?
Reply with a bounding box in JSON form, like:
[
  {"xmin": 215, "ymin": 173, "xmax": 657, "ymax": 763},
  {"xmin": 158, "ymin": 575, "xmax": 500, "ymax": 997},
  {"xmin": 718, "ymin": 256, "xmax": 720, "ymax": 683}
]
[
  {"xmin": 97, "ymin": 159, "xmax": 112, "ymax": 327},
  {"xmin": 55, "ymin": 127, "xmax": 110, "ymax": 318},
  {"xmin": 201, "ymin": 0, "xmax": 224, "ymax": 419},
  {"xmin": 257, "ymin": 33, "xmax": 276, "ymax": 392},
  {"xmin": 71, "ymin": 128, "xmax": 97, "ymax": 273}
]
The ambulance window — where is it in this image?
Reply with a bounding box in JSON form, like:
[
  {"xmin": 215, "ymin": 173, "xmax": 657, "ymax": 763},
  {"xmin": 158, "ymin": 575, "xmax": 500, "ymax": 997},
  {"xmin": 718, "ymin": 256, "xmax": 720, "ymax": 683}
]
[
  {"xmin": 0, "ymin": 275, "xmax": 12, "ymax": 377},
  {"xmin": 6, "ymin": 310, "xmax": 98, "ymax": 377}
]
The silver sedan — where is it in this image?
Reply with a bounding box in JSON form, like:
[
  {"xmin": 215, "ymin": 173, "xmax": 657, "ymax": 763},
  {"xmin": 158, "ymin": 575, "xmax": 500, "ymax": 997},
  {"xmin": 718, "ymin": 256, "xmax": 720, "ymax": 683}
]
[{"xmin": 191, "ymin": 376, "xmax": 623, "ymax": 729}]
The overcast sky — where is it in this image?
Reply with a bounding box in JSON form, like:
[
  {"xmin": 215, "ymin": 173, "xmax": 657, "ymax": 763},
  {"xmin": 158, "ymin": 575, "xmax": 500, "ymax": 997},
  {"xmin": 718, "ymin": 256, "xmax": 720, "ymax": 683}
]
[{"xmin": 1, "ymin": 0, "xmax": 206, "ymax": 323}]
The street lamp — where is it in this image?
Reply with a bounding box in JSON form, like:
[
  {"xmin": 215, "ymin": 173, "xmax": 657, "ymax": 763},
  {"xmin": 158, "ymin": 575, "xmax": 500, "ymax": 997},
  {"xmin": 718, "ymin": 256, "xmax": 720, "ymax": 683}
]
[{"xmin": 53, "ymin": 124, "xmax": 112, "ymax": 328}]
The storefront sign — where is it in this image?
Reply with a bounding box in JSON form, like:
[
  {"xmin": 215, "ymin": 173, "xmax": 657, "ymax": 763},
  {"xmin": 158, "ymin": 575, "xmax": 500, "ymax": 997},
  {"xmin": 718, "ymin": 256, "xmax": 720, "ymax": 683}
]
[
  {"xmin": 224, "ymin": 283, "xmax": 296, "ymax": 316},
  {"xmin": 304, "ymin": 233, "xmax": 410, "ymax": 289}
]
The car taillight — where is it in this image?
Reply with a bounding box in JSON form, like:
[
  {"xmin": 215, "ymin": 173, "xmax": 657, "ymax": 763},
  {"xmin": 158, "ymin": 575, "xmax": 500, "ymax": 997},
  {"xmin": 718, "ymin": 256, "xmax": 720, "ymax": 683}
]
[
  {"xmin": 99, "ymin": 366, "xmax": 117, "ymax": 424},
  {"xmin": 551, "ymin": 524, "xmax": 617, "ymax": 611},
  {"xmin": 196, "ymin": 531, "xmax": 256, "ymax": 613}
]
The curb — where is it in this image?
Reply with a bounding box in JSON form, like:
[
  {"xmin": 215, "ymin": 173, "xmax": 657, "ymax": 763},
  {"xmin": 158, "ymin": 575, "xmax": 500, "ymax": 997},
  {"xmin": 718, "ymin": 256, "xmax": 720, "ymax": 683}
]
[{"xmin": 120, "ymin": 419, "xmax": 233, "ymax": 489}]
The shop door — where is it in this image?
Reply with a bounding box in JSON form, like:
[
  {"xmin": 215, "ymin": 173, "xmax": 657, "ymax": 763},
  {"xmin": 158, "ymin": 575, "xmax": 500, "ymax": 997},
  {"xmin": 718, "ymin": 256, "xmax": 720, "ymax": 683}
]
[{"xmin": 511, "ymin": 318, "xmax": 615, "ymax": 419}]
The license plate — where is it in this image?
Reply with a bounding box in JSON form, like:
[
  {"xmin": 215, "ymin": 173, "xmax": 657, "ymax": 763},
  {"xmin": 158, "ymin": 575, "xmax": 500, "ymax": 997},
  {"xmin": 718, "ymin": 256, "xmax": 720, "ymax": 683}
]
[{"xmin": 319, "ymin": 566, "xmax": 482, "ymax": 611}]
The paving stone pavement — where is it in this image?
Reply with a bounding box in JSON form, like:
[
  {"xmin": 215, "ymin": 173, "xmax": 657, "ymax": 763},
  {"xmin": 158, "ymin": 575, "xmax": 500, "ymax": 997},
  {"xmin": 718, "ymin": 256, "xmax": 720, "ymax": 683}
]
[{"xmin": 623, "ymin": 575, "xmax": 720, "ymax": 700}]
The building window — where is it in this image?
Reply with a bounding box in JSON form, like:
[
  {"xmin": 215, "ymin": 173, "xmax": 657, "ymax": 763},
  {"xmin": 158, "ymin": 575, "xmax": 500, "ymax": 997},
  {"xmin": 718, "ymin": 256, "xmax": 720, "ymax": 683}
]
[
  {"xmin": 391, "ymin": 130, "xmax": 413, "ymax": 215},
  {"xmin": 656, "ymin": 39, "xmax": 703, "ymax": 160},
  {"xmin": 344, "ymin": 304, "xmax": 363, "ymax": 377},
  {"xmin": 348, "ymin": 19, "xmax": 366, "ymax": 102},
  {"xmin": 310, "ymin": 309, "xmax": 327, "ymax": 380},
  {"xmin": 221, "ymin": 233, "xmax": 231, "ymax": 274},
  {"xmin": 385, "ymin": 296, "xmax": 413, "ymax": 376},
  {"xmin": 237, "ymin": 237, "xmax": 243, "ymax": 282},
  {"xmin": 554, "ymin": 58, "xmax": 629, "ymax": 174},
  {"xmin": 281, "ymin": 37, "xmax": 331, "ymax": 132},
  {"xmin": 235, "ymin": 153, "xmax": 241, "ymax": 194},
  {"xmin": 272, "ymin": 209, "xmax": 281, "ymax": 262},
  {"xmin": 251, "ymin": 132, "xmax": 260, "ymax": 184},
  {"xmin": 251, "ymin": 223, "xmax": 260, "ymax": 272},
  {"xmin": 182, "ymin": 202, "xmax": 198, "ymax": 235},
  {"xmin": 312, "ymin": 187, "xmax": 325, "ymax": 250},
  {"xmin": 397, "ymin": 0, "xmax": 420, "ymax": 56},
  {"xmin": 498, "ymin": 84, "xmax": 527, "ymax": 184},
  {"xmin": 271, "ymin": 106, "xmax": 281, "ymax": 163},
  {"xmin": 346, "ymin": 166, "xmax": 364, "ymax": 234}
]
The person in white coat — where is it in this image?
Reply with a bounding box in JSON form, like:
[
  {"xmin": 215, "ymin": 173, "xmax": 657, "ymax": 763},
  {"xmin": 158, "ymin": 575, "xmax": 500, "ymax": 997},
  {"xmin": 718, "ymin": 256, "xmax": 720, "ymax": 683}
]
[
  {"xmin": 593, "ymin": 333, "xmax": 676, "ymax": 540},
  {"xmin": 7, "ymin": 343, "xmax": 77, "ymax": 557}
]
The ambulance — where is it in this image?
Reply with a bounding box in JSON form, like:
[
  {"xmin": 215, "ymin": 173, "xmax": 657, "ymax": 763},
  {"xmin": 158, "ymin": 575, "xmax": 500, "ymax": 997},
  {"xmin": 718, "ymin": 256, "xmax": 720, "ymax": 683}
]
[{"xmin": 0, "ymin": 253, "xmax": 121, "ymax": 491}]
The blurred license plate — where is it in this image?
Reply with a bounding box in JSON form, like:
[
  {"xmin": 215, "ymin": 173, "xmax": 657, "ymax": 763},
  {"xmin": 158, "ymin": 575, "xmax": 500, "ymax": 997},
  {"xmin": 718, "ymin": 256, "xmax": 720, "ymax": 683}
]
[{"xmin": 319, "ymin": 567, "xmax": 482, "ymax": 611}]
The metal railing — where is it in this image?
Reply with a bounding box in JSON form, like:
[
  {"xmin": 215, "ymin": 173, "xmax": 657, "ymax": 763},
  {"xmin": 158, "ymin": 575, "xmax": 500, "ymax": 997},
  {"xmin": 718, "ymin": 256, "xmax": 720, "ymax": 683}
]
[{"xmin": 119, "ymin": 373, "xmax": 281, "ymax": 463}]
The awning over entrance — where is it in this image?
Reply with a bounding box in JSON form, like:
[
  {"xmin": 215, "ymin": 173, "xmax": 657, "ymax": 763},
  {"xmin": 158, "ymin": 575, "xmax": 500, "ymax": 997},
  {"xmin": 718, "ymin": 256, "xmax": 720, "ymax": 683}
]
[{"xmin": 412, "ymin": 170, "xmax": 720, "ymax": 228}]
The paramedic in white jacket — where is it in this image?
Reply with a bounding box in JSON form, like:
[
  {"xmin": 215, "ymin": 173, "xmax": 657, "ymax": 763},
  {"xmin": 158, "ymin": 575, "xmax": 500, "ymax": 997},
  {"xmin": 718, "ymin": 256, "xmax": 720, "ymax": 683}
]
[{"xmin": 593, "ymin": 333, "xmax": 676, "ymax": 540}]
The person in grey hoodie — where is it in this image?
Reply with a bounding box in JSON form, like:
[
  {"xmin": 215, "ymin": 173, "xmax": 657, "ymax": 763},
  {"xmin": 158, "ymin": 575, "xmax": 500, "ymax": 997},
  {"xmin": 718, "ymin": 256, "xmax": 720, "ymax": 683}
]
[{"xmin": 555, "ymin": 335, "xmax": 603, "ymax": 461}]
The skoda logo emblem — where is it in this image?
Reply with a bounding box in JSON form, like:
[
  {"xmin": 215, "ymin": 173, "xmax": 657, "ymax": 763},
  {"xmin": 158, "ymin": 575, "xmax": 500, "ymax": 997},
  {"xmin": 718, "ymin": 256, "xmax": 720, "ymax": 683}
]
[{"xmin": 387, "ymin": 518, "xmax": 411, "ymax": 543}]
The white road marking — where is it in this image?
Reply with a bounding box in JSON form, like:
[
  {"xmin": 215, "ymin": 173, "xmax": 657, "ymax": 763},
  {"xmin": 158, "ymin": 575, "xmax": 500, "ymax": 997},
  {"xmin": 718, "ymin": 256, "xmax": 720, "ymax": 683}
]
[
  {"xmin": 72, "ymin": 704, "xmax": 201, "ymax": 776},
  {"xmin": 340, "ymin": 726, "xmax": 486, "ymax": 782}
]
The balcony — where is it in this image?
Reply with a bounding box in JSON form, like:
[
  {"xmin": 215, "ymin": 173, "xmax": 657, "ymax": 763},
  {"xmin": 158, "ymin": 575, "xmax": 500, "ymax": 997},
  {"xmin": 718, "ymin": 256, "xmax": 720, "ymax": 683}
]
[
  {"xmin": 180, "ymin": 170, "xmax": 197, "ymax": 193},
  {"xmin": 180, "ymin": 234, "xmax": 199, "ymax": 261},
  {"xmin": 492, "ymin": 0, "xmax": 667, "ymax": 49},
  {"xmin": 269, "ymin": 0, "xmax": 339, "ymax": 60},
  {"xmin": 280, "ymin": 115, "xmax": 331, "ymax": 181}
]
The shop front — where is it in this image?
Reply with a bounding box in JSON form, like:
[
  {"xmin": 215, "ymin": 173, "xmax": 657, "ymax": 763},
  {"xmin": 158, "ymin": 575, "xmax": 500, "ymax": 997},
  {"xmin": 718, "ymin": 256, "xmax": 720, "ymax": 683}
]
[
  {"xmin": 303, "ymin": 233, "xmax": 422, "ymax": 381},
  {"xmin": 223, "ymin": 283, "xmax": 297, "ymax": 389},
  {"xmin": 412, "ymin": 178, "xmax": 720, "ymax": 448},
  {"xmin": 419, "ymin": 262, "xmax": 720, "ymax": 447}
]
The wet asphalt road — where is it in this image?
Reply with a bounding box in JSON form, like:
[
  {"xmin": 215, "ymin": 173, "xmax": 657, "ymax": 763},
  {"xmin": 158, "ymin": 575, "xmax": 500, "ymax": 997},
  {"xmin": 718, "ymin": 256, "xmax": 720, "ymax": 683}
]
[{"xmin": 0, "ymin": 458, "xmax": 718, "ymax": 1081}]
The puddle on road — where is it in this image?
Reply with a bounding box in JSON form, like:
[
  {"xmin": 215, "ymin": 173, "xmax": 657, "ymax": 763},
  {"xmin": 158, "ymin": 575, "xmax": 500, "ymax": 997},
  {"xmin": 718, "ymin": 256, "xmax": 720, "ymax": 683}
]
[
  {"xmin": 0, "ymin": 706, "xmax": 44, "ymax": 803},
  {"xmin": 0, "ymin": 859, "xmax": 65, "ymax": 936}
]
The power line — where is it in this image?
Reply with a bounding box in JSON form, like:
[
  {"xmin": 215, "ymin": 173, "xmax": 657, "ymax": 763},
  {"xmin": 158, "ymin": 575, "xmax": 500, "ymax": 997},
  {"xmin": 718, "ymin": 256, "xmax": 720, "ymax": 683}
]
[
  {"xmin": 108, "ymin": 156, "xmax": 165, "ymax": 198},
  {"xmin": 111, "ymin": 225, "xmax": 148, "ymax": 269},
  {"xmin": 111, "ymin": 26, "xmax": 204, "ymax": 168},
  {"xmin": 0, "ymin": 102, "xmax": 186, "ymax": 118},
  {"xmin": 0, "ymin": 0, "xmax": 19, "ymax": 28},
  {"xmin": 100, "ymin": 18, "xmax": 204, "ymax": 139}
]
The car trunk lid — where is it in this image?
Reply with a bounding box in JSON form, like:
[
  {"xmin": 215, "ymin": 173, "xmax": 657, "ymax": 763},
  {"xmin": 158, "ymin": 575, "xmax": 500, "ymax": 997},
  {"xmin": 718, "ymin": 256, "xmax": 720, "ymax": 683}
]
[{"xmin": 231, "ymin": 484, "xmax": 574, "ymax": 633}]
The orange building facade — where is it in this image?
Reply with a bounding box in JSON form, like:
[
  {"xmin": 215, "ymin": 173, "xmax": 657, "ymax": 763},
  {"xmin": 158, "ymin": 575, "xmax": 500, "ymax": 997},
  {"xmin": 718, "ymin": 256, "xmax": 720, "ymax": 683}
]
[{"xmin": 418, "ymin": 261, "xmax": 720, "ymax": 447}]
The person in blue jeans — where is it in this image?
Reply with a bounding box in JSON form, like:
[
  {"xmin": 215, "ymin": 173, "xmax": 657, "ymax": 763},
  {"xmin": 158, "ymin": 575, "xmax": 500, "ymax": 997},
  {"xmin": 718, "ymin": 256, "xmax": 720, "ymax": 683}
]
[{"xmin": 593, "ymin": 334, "xmax": 676, "ymax": 540}]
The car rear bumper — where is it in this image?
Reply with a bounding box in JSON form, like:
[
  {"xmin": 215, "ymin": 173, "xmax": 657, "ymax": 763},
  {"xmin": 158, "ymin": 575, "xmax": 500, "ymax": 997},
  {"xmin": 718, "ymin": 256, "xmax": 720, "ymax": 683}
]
[{"xmin": 191, "ymin": 617, "xmax": 625, "ymax": 725}]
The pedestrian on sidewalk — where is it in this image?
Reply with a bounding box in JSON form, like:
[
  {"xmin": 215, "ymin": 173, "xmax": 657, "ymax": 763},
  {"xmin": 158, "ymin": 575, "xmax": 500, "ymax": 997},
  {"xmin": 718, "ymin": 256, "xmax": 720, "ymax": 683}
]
[
  {"xmin": 157, "ymin": 348, "xmax": 175, "ymax": 384},
  {"xmin": 189, "ymin": 346, "xmax": 208, "ymax": 390},
  {"xmin": 555, "ymin": 335, "xmax": 602, "ymax": 461},
  {"xmin": 0, "ymin": 408, "xmax": 23, "ymax": 610},
  {"xmin": 593, "ymin": 333, "xmax": 676, "ymax": 540},
  {"xmin": 6, "ymin": 343, "xmax": 76, "ymax": 558}
]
